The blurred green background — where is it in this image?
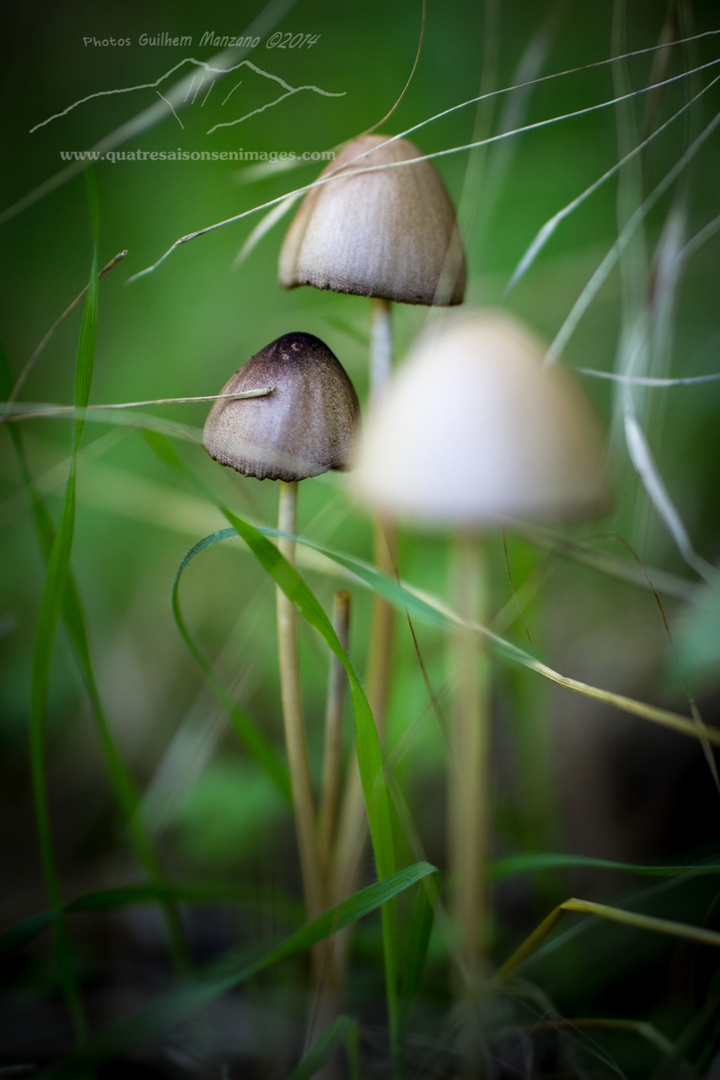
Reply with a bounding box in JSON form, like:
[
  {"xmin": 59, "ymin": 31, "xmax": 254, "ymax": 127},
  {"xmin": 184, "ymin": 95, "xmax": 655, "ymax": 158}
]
[{"xmin": 2, "ymin": 0, "xmax": 720, "ymax": 1074}]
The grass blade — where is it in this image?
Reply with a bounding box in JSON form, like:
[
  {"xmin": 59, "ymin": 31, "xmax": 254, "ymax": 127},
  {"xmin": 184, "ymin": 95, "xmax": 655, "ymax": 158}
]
[
  {"xmin": 176, "ymin": 523, "xmax": 720, "ymax": 750},
  {"xmin": 0, "ymin": 880, "xmax": 298, "ymax": 960},
  {"xmin": 547, "ymin": 103, "xmax": 720, "ymax": 363},
  {"xmin": 2, "ymin": 345, "xmax": 192, "ymax": 972},
  {"xmin": 216, "ymin": 504, "xmax": 404, "ymax": 1072},
  {"xmin": 489, "ymin": 851, "xmax": 720, "ymax": 881},
  {"xmin": 28, "ymin": 167, "xmax": 100, "ymax": 1044},
  {"xmin": 39, "ymin": 862, "xmax": 436, "ymax": 1079},
  {"xmin": 286, "ymin": 1016, "xmax": 358, "ymax": 1080},
  {"xmin": 173, "ymin": 532, "xmax": 292, "ymax": 803},
  {"xmin": 623, "ymin": 410, "xmax": 716, "ymax": 583},
  {"xmin": 498, "ymin": 895, "xmax": 720, "ymax": 980}
]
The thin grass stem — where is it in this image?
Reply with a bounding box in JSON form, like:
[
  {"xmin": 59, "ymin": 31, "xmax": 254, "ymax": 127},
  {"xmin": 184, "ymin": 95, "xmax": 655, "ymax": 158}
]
[
  {"xmin": 276, "ymin": 481, "xmax": 325, "ymax": 927},
  {"xmin": 449, "ymin": 534, "xmax": 491, "ymax": 985},
  {"xmin": 320, "ymin": 590, "xmax": 351, "ymax": 874}
]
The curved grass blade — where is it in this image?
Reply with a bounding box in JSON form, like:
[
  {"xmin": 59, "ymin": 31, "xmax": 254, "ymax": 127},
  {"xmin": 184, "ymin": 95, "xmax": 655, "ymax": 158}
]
[
  {"xmin": 547, "ymin": 103, "xmax": 720, "ymax": 363},
  {"xmin": 0, "ymin": 880, "xmax": 300, "ymax": 960},
  {"xmin": 286, "ymin": 1016, "xmax": 358, "ymax": 1080},
  {"xmin": 0, "ymin": 911, "xmax": 57, "ymax": 960},
  {"xmin": 263, "ymin": 529, "xmax": 720, "ymax": 749},
  {"xmin": 177, "ymin": 522, "xmax": 720, "ymax": 751},
  {"xmin": 173, "ymin": 532, "xmax": 292, "ymax": 804},
  {"xmin": 169, "ymin": 505, "xmax": 403, "ymax": 1071},
  {"xmin": 498, "ymin": 895, "xmax": 720, "ymax": 981},
  {"xmin": 623, "ymin": 411, "xmax": 716, "ymax": 584},
  {"xmin": 489, "ymin": 851, "xmax": 720, "ymax": 882},
  {"xmin": 232, "ymin": 190, "xmax": 301, "ymax": 267},
  {"xmin": 526, "ymin": 1018, "xmax": 674, "ymax": 1057},
  {"xmin": 506, "ymin": 71, "xmax": 720, "ymax": 294},
  {"xmin": 127, "ymin": 52, "xmax": 720, "ymax": 282},
  {"xmin": 216, "ymin": 505, "xmax": 405, "ymax": 1073},
  {"xmin": 39, "ymin": 862, "xmax": 436, "ymax": 1080}
]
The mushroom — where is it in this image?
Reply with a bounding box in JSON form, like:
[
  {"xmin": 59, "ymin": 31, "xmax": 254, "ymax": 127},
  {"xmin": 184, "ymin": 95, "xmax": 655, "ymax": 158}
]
[
  {"xmin": 204, "ymin": 331, "xmax": 360, "ymax": 930},
  {"xmin": 279, "ymin": 133, "xmax": 466, "ymax": 310},
  {"xmin": 354, "ymin": 310, "xmax": 607, "ymax": 525},
  {"xmin": 204, "ymin": 330, "xmax": 359, "ymax": 482},
  {"xmin": 280, "ymin": 133, "xmax": 465, "ymax": 404},
  {"xmin": 353, "ymin": 309, "xmax": 609, "ymax": 983},
  {"xmin": 280, "ymin": 135, "xmax": 467, "ymax": 861}
]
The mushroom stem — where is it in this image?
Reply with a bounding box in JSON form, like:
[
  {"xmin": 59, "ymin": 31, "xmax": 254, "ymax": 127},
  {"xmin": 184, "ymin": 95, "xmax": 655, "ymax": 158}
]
[
  {"xmin": 320, "ymin": 590, "xmax": 351, "ymax": 873},
  {"xmin": 332, "ymin": 303, "xmax": 398, "ymax": 896},
  {"xmin": 370, "ymin": 297, "xmax": 393, "ymax": 401},
  {"xmin": 449, "ymin": 532, "xmax": 491, "ymax": 984},
  {"xmin": 365, "ymin": 297, "xmax": 397, "ymax": 734},
  {"xmin": 276, "ymin": 480, "xmax": 325, "ymax": 925}
]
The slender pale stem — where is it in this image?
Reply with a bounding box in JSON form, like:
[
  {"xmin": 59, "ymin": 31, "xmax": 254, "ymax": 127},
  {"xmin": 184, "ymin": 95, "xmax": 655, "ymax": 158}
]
[
  {"xmin": 449, "ymin": 532, "xmax": 491, "ymax": 984},
  {"xmin": 326, "ymin": 298, "xmax": 400, "ymax": 1051},
  {"xmin": 332, "ymin": 299, "xmax": 397, "ymax": 899},
  {"xmin": 366, "ymin": 299, "xmax": 396, "ymax": 733},
  {"xmin": 369, "ymin": 297, "xmax": 393, "ymax": 402},
  {"xmin": 320, "ymin": 590, "xmax": 351, "ymax": 874},
  {"xmin": 276, "ymin": 481, "xmax": 325, "ymax": 925},
  {"xmin": 361, "ymin": 296, "xmax": 398, "ymax": 737}
]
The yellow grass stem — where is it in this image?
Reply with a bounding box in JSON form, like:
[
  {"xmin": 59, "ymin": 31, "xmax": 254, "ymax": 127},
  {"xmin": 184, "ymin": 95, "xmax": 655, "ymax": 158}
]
[
  {"xmin": 276, "ymin": 481, "xmax": 325, "ymax": 926},
  {"xmin": 449, "ymin": 534, "xmax": 492, "ymax": 982},
  {"xmin": 498, "ymin": 896, "xmax": 720, "ymax": 982}
]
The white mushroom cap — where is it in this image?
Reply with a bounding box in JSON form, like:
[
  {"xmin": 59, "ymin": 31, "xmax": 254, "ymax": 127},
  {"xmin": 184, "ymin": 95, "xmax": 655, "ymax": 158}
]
[
  {"xmin": 279, "ymin": 134, "xmax": 466, "ymax": 306},
  {"xmin": 204, "ymin": 332, "xmax": 360, "ymax": 483},
  {"xmin": 353, "ymin": 311, "xmax": 609, "ymax": 527}
]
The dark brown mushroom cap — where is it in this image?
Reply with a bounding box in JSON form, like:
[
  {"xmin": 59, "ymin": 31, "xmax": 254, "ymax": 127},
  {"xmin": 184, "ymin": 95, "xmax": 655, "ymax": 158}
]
[
  {"xmin": 279, "ymin": 135, "xmax": 466, "ymax": 306},
  {"xmin": 203, "ymin": 332, "xmax": 360, "ymax": 482}
]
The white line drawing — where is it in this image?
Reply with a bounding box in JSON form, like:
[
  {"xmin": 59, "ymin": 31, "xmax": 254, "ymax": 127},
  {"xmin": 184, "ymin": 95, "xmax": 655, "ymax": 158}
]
[
  {"xmin": 222, "ymin": 81, "xmax": 244, "ymax": 106},
  {"xmin": 156, "ymin": 91, "xmax": 184, "ymax": 129},
  {"xmin": 184, "ymin": 75, "xmax": 197, "ymax": 103},
  {"xmin": 29, "ymin": 56, "xmax": 345, "ymax": 135}
]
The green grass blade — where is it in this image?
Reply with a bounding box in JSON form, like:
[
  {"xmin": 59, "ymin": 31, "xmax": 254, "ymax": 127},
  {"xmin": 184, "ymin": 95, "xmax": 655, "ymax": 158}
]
[
  {"xmin": 39, "ymin": 862, "xmax": 435, "ymax": 1079},
  {"xmin": 489, "ymin": 851, "xmax": 720, "ymax": 881},
  {"xmin": 4, "ymin": 360, "xmax": 189, "ymax": 973},
  {"xmin": 0, "ymin": 881, "xmax": 295, "ymax": 960},
  {"xmin": 28, "ymin": 167, "xmax": 100, "ymax": 1044},
  {"xmin": 215, "ymin": 504, "xmax": 403, "ymax": 1072},
  {"xmin": 0, "ymin": 912, "xmax": 57, "ymax": 959},
  {"xmin": 152, "ymin": 448, "xmax": 401, "ymax": 1072},
  {"xmin": 498, "ymin": 895, "xmax": 720, "ymax": 981},
  {"xmin": 398, "ymin": 872, "xmax": 440, "ymax": 1039},
  {"xmin": 273, "ymin": 530, "xmax": 720, "ymax": 748},
  {"xmin": 173, "ymin": 532, "xmax": 292, "ymax": 804},
  {"xmin": 286, "ymin": 1016, "xmax": 358, "ymax": 1080},
  {"xmin": 168, "ymin": 518, "xmax": 720, "ymax": 750}
]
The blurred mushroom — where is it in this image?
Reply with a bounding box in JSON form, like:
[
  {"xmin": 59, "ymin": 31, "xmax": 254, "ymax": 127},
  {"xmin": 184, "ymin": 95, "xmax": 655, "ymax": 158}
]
[
  {"xmin": 354, "ymin": 310, "xmax": 607, "ymax": 525},
  {"xmin": 353, "ymin": 308, "xmax": 609, "ymax": 984}
]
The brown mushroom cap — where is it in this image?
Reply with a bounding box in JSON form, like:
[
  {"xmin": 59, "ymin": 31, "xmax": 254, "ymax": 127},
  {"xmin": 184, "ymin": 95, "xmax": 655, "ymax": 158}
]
[
  {"xmin": 203, "ymin": 332, "xmax": 360, "ymax": 482},
  {"xmin": 279, "ymin": 135, "xmax": 466, "ymax": 306}
]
